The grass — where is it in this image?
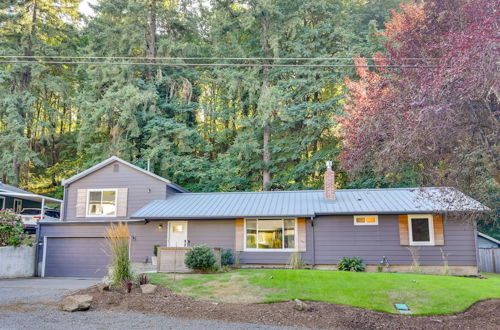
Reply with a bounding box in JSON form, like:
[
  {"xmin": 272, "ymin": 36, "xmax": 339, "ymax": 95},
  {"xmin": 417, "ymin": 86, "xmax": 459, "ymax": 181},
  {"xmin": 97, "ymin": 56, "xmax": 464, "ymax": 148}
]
[{"xmin": 149, "ymin": 269, "xmax": 500, "ymax": 315}]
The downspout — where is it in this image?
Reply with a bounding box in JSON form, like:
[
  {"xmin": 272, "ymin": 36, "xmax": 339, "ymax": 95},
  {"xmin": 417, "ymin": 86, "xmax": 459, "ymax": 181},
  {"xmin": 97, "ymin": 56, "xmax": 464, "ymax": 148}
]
[
  {"xmin": 62, "ymin": 184, "xmax": 68, "ymax": 221},
  {"xmin": 472, "ymin": 216, "xmax": 480, "ymax": 275},
  {"xmin": 310, "ymin": 216, "xmax": 316, "ymax": 267},
  {"xmin": 34, "ymin": 222, "xmax": 41, "ymax": 277}
]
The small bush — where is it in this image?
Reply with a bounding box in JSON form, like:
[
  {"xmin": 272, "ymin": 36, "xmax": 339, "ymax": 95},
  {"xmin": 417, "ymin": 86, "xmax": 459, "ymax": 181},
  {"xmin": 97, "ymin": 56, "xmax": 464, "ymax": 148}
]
[
  {"xmin": 0, "ymin": 209, "xmax": 33, "ymax": 247},
  {"xmin": 288, "ymin": 252, "xmax": 306, "ymax": 269},
  {"xmin": 337, "ymin": 257, "xmax": 365, "ymax": 272},
  {"xmin": 221, "ymin": 249, "xmax": 233, "ymax": 266},
  {"xmin": 137, "ymin": 274, "xmax": 150, "ymax": 285},
  {"xmin": 185, "ymin": 245, "xmax": 216, "ymax": 271},
  {"xmin": 153, "ymin": 245, "xmax": 160, "ymax": 256},
  {"xmin": 106, "ymin": 222, "xmax": 133, "ymax": 287}
]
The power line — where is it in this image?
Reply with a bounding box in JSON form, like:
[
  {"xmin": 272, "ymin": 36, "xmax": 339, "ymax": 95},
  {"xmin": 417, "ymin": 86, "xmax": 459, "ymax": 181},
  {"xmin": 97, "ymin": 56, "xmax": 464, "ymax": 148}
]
[
  {"xmin": 0, "ymin": 60, "xmax": 441, "ymax": 68},
  {"xmin": 0, "ymin": 55, "xmax": 440, "ymax": 61}
]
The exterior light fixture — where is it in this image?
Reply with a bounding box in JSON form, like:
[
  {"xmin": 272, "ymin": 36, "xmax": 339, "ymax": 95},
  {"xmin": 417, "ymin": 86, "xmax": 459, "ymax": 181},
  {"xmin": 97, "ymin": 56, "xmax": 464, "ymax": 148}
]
[{"xmin": 157, "ymin": 224, "xmax": 164, "ymax": 231}]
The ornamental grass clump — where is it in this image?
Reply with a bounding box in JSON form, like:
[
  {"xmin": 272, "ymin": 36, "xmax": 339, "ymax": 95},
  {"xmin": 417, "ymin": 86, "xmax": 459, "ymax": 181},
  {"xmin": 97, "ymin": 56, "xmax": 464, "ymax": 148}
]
[
  {"xmin": 106, "ymin": 222, "xmax": 133, "ymax": 287},
  {"xmin": 0, "ymin": 209, "xmax": 33, "ymax": 247},
  {"xmin": 184, "ymin": 245, "xmax": 217, "ymax": 272}
]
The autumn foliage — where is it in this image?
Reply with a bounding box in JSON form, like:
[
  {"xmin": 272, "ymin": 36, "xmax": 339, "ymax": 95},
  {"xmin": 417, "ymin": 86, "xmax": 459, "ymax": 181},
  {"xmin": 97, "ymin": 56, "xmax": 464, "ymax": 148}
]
[{"xmin": 341, "ymin": 0, "xmax": 499, "ymax": 218}]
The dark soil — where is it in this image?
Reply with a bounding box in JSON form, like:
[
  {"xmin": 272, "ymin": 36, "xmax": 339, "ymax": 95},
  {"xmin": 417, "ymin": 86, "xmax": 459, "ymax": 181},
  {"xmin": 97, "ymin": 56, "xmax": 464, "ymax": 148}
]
[{"xmin": 76, "ymin": 285, "xmax": 500, "ymax": 329}]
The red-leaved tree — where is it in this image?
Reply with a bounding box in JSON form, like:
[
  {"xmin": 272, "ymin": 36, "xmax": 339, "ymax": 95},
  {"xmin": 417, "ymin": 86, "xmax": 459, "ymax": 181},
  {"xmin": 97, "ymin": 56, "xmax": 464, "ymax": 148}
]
[{"xmin": 341, "ymin": 0, "xmax": 499, "ymax": 225}]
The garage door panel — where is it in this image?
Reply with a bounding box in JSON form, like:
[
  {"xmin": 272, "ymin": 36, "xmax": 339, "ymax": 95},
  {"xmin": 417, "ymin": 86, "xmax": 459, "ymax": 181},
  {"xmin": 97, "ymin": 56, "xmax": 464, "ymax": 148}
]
[{"xmin": 45, "ymin": 237, "xmax": 111, "ymax": 277}]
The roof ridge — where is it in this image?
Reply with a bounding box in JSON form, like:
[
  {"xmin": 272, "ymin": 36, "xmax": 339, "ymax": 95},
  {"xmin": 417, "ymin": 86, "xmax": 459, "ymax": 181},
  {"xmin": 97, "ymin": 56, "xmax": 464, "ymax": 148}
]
[{"xmin": 175, "ymin": 187, "xmax": 450, "ymax": 195}]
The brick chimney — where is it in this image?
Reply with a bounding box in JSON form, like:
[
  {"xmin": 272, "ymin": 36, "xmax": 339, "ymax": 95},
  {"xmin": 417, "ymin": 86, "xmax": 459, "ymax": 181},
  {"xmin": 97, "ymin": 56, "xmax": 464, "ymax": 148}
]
[{"xmin": 324, "ymin": 161, "xmax": 335, "ymax": 200}]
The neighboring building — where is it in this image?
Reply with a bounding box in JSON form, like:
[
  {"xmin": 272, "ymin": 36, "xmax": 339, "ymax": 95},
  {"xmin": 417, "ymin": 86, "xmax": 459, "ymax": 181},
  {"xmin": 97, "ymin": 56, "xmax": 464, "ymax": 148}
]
[
  {"xmin": 37, "ymin": 156, "xmax": 487, "ymax": 278},
  {"xmin": 0, "ymin": 182, "xmax": 62, "ymax": 214},
  {"xmin": 477, "ymin": 232, "xmax": 500, "ymax": 248}
]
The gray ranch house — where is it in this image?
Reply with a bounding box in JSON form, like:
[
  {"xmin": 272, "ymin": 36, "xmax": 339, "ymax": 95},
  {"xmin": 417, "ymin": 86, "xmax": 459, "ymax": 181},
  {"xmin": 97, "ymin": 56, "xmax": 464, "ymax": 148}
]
[{"xmin": 36, "ymin": 156, "xmax": 486, "ymax": 277}]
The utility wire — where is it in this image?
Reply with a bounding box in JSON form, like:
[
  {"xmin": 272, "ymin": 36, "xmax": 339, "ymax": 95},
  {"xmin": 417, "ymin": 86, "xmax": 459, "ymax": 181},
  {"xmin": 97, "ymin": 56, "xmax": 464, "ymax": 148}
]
[
  {"xmin": 0, "ymin": 55, "xmax": 440, "ymax": 61},
  {"xmin": 0, "ymin": 60, "xmax": 441, "ymax": 68}
]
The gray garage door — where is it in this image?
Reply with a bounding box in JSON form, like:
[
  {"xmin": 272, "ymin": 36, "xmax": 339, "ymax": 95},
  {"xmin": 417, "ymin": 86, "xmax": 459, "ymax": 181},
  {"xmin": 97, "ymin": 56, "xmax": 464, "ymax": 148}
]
[{"xmin": 44, "ymin": 237, "xmax": 111, "ymax": 277}]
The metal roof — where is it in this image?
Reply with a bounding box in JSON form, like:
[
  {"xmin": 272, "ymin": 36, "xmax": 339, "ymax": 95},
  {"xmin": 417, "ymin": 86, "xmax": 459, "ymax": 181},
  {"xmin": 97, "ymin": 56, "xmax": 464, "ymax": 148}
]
[
  {"xmin": 0, "ymin": 182, "xmax": 62, "ymax": 204},
  {"xmin": 132, "ymin": 187, "xmax": 488, "ymax": 219},
  {"xmin": 61, "ymin": 156, "xmax": 188, "ymax": 193},
  {"xmin": 478, "ymin": 232, "xmax": 500, "ymax": 245}
]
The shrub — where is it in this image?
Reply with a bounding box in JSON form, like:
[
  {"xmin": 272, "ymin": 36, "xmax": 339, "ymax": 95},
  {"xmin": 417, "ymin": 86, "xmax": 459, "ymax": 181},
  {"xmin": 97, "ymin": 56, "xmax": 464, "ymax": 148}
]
[
  {"xmin": 288, "ymin": 252, "xmax": 306, "ymax": 269},
  {"xmin": 0, "ymin": 209, "xmax": 33, "ymax": 247},
  {"xmin": 185, "ymin": 245, "xmax": 216, "ymax": 271},
  {"xmin": 137, "ymin": 274, "xmax": 150, "ymax": 285},
  {"xmin": 106, "ymin": 222, "xmax": 133, "ymax": 287},
  {"xmin": 337, "ymin": 257, "xmax": 366, "ymax": 272},
  {"xmin": 153, "ymin": 245, "xmax": 160, "ymax": 256},
  {"xmin": 221, "ymin": 249, "xmax": 233, "ymax": 266}
]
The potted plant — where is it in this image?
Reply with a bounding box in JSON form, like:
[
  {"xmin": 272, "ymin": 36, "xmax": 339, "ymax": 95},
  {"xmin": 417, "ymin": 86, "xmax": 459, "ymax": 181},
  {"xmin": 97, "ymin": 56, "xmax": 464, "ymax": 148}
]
[{"xmin": 151, "ymin": 245, "xmax": 160, "ymax": 266}]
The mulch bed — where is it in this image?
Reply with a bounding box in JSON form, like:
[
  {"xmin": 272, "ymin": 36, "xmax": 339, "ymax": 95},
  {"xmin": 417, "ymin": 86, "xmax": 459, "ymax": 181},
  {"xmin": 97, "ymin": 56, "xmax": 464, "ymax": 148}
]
[{"xmin": 75, "ymin": 285, "xmax": 500, "ymax": 329}]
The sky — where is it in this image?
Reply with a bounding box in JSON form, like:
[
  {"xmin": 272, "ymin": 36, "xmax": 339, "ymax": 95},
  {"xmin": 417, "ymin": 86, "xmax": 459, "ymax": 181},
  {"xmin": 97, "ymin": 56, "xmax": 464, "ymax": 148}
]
[{"xmin": 78, "ymin": 0, "xmax": 97, "ymax": 16}]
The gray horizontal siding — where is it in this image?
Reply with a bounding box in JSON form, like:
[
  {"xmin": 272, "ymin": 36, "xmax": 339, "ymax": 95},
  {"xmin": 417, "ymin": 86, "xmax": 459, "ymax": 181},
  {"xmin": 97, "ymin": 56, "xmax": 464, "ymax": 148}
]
[
  {"xmin": 313, "ymin": 215, "xmax": 476, "ymax": 266},
  {"xmin": 64, "ymin": 161, "xmax": 168, "ymax": 221},
  {"xmin": 0, "ymin": 195, "xmax": 40, "ymax": 210},
  {"xmin": 39, "ymin": 222, "xmax": 168, "ymax": 264},
  {"xmin": 38, "ymin": 214, "xmax": 477, "ymax": 271}
]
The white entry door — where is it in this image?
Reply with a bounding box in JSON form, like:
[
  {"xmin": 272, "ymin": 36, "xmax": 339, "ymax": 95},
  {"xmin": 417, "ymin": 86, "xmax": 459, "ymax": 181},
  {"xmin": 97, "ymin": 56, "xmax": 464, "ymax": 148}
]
[{"xmin": 168, "ymin": 221, "xmax": 188, "ymax": 247}]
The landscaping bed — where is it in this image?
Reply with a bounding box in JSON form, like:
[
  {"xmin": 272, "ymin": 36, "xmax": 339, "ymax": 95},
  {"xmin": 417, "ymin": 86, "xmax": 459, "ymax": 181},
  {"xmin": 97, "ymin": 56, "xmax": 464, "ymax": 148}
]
[
  {"xmin": 76, "ymin": 284, "xmax": 500, "ymax": 329},
  {"xmin": 147, "ymin": 269, "xmax": 500, "ymax": 314}
]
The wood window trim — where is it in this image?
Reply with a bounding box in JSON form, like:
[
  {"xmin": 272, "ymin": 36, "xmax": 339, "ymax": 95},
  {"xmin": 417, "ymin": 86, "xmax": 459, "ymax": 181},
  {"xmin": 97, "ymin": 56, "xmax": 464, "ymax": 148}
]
[
  {"xmin": 85, "ymin": 188, "xmax": 118, "ymax": 217},
  {"xmin": 408, "ymin": 214, "xmax": 435, "ymax": 246},
  {"xmin": 243, "ymin": 218, "xmax": 298, "ymax": 252},
  {"xmin": 353, "ymin": 215, "xmax": 379, "ymax": 226},
  {"xmin": 13, "ymin": 198, "xmax": 22, "ymax": 213}
]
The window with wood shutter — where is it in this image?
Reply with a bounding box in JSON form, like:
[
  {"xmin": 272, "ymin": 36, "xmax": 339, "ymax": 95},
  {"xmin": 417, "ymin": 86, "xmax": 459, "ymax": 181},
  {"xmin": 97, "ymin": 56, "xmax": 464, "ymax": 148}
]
[
  {"xmin": 235, "ymin": 218, "xmax": 244, "ymax": 251},
  {"xmin": 399, "ymin": 214, "xmax": 445, "ymax": 246},
  {"xmin": 116, "ymin": 188, "xmax": 128, "ymax": 217},
  {"xmin": 76, "ymin": 189, "xmax": 87, "ymax": 217}
]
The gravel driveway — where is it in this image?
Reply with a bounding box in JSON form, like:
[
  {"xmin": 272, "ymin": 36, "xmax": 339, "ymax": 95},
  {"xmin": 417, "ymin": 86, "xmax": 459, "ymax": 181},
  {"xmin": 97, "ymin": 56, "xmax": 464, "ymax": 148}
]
[{"xmin": 0, "ymin": 278, "xmax": 298, "ymax": 330}]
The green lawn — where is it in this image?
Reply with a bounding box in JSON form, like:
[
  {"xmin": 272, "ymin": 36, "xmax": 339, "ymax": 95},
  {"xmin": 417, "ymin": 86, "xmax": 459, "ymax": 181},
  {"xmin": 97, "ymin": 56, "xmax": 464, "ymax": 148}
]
[{"xmin": 149, "ymin": 269, "xmax": 500, "ymax": 315}]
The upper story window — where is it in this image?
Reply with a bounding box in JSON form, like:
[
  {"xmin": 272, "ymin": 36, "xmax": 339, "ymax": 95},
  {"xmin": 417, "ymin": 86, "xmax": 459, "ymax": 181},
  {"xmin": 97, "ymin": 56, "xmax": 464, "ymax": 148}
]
[
  {"xmin": 245, "ymin": 218, "xmax": 297, "ymax": 251},
  {"xmin": 408, "ymin": 214, "xmax": 434, "ymax": 246},
  {"xmin": 87, "ymin": 189, "xmax": 117, "ymax": 216},
  {"xmin": 354, "ymin": 215, "xmax": 378, "ymax": 225}
]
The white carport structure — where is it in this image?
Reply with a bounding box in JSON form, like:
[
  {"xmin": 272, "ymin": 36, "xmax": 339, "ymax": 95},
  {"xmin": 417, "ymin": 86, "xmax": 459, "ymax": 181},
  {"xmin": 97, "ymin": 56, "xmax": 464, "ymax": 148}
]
[{"xmin": 0, "ymin": 191, "xmax": 62, "ymax": 218}]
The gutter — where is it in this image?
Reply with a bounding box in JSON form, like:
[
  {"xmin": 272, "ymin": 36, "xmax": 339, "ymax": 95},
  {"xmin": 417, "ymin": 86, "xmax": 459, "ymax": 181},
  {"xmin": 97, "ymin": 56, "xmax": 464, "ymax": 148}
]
[{"xmin": 38, "ymin": 219, "xmax": 147, "ymax": 225}]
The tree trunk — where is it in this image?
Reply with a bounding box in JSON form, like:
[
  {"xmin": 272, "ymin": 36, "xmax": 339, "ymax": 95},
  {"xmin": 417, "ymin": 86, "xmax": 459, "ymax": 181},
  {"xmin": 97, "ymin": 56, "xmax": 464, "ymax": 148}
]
[
  {"xmin": 260, "ymin": 14, "xmax": 272, "ymax": 191},
  {"xmin": 146, "ymin": 0, "xmax": 157, "ymax": 80}
]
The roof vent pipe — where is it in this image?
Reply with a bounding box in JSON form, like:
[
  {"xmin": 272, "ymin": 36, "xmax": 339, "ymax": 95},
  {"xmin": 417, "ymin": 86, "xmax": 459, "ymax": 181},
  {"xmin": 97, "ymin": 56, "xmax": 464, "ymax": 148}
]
[{"xmin": 324, "ymin": 161, "xmax": 335, "ymax": 200}]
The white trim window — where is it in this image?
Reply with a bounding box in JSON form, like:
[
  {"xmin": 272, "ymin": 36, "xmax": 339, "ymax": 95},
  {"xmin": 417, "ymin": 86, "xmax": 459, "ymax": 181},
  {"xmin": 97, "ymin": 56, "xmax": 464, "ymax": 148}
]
[
  {"xmin": 0, "ymin": 196, "xmax": 5, "ymax": 210},
  {"xmin": 86, "ymin": 189, "xmax": 117, "ymax": 217},
  {"xmin": 245, "ymin": 218, "xmax": 297, "ymax": 251},
  {"xmin": 354, "ymin": 215, "xmax": 378, "ymax": 226},
  {"xmin": 13, "ymin": 199, "xmax": 22, "ymax": 213},
  {"xmin": 408, "ymin": 214, "xmax": 434, "ymax": 246}
]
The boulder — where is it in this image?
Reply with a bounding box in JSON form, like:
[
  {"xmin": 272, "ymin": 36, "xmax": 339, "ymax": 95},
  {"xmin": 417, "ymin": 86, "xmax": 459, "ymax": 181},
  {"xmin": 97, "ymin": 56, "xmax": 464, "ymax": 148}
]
[
  {"xmin": 293, "ymin": 299, "xmax": 310, "ymax": 312},
  {"xmin": 140, "ymin": 284, "xmax": 157, "ymax": 294},
  {"xmin": 97, "ymin": 284, "xmax": 109, "ymax": 293},
  {"xmin": 61, "ymin": 295, "xmax": 93, "ymax": 312}
]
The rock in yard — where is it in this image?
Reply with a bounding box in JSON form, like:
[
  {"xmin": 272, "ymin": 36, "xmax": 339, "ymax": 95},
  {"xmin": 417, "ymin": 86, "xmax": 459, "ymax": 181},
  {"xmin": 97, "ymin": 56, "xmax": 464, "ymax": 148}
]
[
  {"xmin": 140, "ymin": 284, "xmax": 157, "ymax": 294},
  {"xmin": 293, "ymin": 299, "xmax": 310, "ymax": 312},
  {"xmin": 97, "ymin": 284, "xmax": 109, "ymax": 293},
  {"xmin": 61, "ymin": 294, "xmax": 93, "ymax": 312}
]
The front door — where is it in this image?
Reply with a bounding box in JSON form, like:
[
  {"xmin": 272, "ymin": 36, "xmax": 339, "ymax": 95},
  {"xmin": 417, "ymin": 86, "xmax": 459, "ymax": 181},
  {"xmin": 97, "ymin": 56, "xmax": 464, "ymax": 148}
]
[{"xmin": 168, "ymin": 221, "xmax": 188, "ymax": 247}]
